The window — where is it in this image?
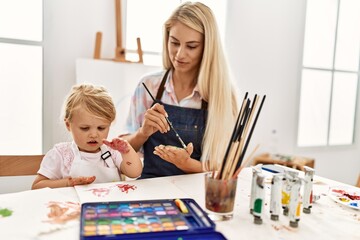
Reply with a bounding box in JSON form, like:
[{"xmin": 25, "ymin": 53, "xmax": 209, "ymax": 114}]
[
  {"xmin": 0, "ymin": 0, "xmax": 43, "ymax": 154},
  {"xmin": 298, "ymin": 0, "xmax": 360, "ymax": 147},
  {"xmin": 124, "ymin": 0, "xmax": 227, "ymax": 66}
]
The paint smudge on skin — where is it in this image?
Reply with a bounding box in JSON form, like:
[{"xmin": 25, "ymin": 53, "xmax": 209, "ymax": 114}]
[
  {"xmin": 0, "ymin": 208, "xmax": 13, "ymax": 218},
  {"xmin": 87, "ymin": 188, "xmax": 111, "ymax": 197},
  {"xmin": 44, "ymin": 201, "xmax": 80, "ymax": 224},
  {"xmin": 116, "ymin": 184, "xmax": 137, "ymax": 193}
]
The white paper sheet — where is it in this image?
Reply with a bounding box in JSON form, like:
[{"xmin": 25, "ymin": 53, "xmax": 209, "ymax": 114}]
[{"xmin": 0, "ymin": 188, "xmax": 80, "ymax": 240}]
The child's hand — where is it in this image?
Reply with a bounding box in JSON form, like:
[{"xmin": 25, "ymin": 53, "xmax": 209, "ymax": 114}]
[
  {"xmin": 103, "ymin": 138, "xmax": 130, "ymax": 154},
  {"xmin": 67, "ymin": 176, "xmax": 96, "ymax": 187}
]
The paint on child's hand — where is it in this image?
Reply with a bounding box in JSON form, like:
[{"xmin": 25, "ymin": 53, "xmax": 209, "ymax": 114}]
[{"xmin": 0, "ymin": 208, "xmax": 13, "ymax": 217}]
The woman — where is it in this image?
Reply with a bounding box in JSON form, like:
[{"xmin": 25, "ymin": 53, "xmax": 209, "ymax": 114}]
[{"xmin": 122, "ymin": 2, "xmax": 238, "ymax": 178}]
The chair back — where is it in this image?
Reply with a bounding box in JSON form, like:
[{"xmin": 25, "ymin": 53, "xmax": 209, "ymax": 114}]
[{"xmin": 0, "ymin": 155, "xmax": 43, "ymax": 176}]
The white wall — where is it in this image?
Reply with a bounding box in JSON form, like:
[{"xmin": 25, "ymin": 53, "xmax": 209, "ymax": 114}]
[
  {"xmin": 43, "ymin": 0, "xmax": 117, "ymax": 150},
  {"xmin": 43, "ymin": 0, "xmax": 359, "ymax": 185},
  {"xmin": 225, "ymin": 0, "xmax": 360, "ymax": 185}
]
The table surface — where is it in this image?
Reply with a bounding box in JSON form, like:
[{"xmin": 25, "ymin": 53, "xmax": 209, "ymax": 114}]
[{"xmin": 0, "ymin": 167, "xmax": 359, "ymax": 240}]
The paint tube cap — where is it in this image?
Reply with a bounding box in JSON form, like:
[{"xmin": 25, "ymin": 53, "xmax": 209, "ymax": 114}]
[
  {"xmin": 303, "ymin": 207, "xmax": 311, "ymax": 214},
  {"xmin": 283, "ymin": 208, "xmax": 289, "ymax": 216},
  {"xmin": 290, "ymin": 221, "xmax": 298, "ymax": 228},
  {"xmin": 254, "ymin": 216, "xmax": 263, "ymax": 224},
  {"xmin": 270, "ymin": 214, "xmax": 279, "ymax": 221}
]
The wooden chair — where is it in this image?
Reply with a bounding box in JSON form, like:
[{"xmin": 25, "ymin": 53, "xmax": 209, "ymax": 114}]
[{"xmin": 0, "ymin": 155, "xmax": 44, "ymax": 176}]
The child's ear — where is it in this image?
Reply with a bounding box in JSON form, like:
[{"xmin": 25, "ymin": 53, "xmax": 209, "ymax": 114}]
[{"xmin": 65, "ymin": 119, "xmax": 71, "ymax": 131}]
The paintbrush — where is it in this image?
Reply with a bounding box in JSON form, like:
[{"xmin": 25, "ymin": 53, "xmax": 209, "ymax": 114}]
[{"xmin": 142, "ymin": 82, "xmax": 187, "ymax": 149}]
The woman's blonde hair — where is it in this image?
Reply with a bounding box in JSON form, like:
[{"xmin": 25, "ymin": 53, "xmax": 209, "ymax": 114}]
[
  {"xmin": 162, "ymin": 2, "xmax": 239, "ymax": 170},
  {"xmin": 63, "ymin": 83, "xmax": 116, "ymax": 123}
]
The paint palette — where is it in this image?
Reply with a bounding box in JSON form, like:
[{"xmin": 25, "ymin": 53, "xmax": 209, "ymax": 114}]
[
  {"xmin": 328, "ymin": 186, "xmax": 360, "ymax": 210},
  {"xmin": 80, "ymin": 198, "xmax": 226, "ymax": 239}
]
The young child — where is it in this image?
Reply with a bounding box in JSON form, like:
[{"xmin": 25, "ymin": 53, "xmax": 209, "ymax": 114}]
[{"xmin": 32, "ymin": 83, "xmax": 142, "ymax": 189}]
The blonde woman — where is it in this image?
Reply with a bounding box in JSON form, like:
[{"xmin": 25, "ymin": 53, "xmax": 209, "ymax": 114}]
[
  {"xmin": 122, "ymin": 2, "xmax": 238, "ymax": 178},
  {"xmin": 32, "ymin": 84, "xmax": 142, "ymax": 189}
]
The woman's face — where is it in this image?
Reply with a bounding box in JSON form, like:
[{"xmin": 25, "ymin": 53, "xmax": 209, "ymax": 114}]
[{"xmin": 168, "ymin": 21, "xmax": 204, "ymax": 74}]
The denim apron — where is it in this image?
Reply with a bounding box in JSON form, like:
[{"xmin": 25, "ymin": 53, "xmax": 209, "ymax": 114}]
[{"xmin": 140, "ymin": 70, "xmax": 208, "ymax": 179}]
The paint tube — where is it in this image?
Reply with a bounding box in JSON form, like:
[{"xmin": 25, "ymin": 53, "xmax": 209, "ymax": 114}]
[
  {"xmin": 289, "ymin": 176, "xmax": 302, "ymax": 228},
  {"xmin": 253, "ymin": 172, "xmax": 265, "ymax": 224},
  {"xmin": 303, "ymin": 166, "xmax": 315, "ymax": 213},
  {"xmin": 282, "ymin": 170, "xmax": 299, "ymax": 216},
  {"xmin": 270, "ymin": 173, "xmax": 282, "ymax": 221},
  {"xmin": 249, "ymin": 164, "xmax": 262, "ymax": 214}
]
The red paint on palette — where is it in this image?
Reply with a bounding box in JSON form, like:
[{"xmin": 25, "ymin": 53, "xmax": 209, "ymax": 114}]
[
  {"xmin": 332, "ymin": 189, "xmax": 345, "ymax": 194},
  {"xmin": 332, "ymin": 189, "xmax": 360, "ymax": 200},
  {"xmin": 343, "ymin": 193, "xmax": 360, "ymax": 200},
  {"xmin": 116, "ymin": 184, "xmax": 137, "ymax": 193}
]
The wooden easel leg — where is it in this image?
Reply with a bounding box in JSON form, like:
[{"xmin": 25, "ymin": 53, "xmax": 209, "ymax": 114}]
[
  {"xmin": 94, "ymin": 32, "xmax": 102, "ymax": 59},
  {"xmin": 137, "ymin": 37, "xmax": 143, "ymax": 63}
]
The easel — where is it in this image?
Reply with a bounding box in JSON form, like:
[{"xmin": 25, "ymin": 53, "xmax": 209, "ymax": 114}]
[{"xmin": 93, "ymin": 0, "xmax": 143, "ymax": 63}]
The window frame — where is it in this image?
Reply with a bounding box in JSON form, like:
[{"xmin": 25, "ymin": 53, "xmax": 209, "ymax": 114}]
[
  {"xmin": 0, "ymin": 0, "xmax": 44, "ymax": 155},
  {"xmin": 297, "ymin": 0, "xmax": 360, "ymax": 148}
]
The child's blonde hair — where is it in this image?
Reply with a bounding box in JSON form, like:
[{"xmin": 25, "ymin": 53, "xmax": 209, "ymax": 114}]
[{"xmin": 63, "ymin": 83, "xmax": 116, "ymax": 123}]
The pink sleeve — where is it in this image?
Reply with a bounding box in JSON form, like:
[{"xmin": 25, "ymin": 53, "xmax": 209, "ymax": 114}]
[{"xmin": 124, "ymin": 73, "xmax": 161, "ymax": 134}]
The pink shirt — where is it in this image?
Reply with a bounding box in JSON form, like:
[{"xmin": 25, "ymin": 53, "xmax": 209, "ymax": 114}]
[
  {"xmin": 124, "ymin": 70, "xmax": 203, "ymax": 134},
  {"xmin": 38, "ymin": 142, "xmax": 123, "ymax": 180}
]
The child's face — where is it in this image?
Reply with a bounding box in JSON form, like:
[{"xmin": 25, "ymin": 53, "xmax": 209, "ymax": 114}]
[{"xmin": 66, "ymin": 107, "xmax": 111, "ymax": 153}]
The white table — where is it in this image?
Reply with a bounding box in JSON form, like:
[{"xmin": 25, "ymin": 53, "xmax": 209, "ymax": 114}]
[{"xmin": 0, "ymin": 167, "xmax": 359, "ymax": 240}]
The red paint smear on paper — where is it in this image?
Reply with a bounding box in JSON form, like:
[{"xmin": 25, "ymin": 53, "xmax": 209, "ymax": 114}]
[
  {"xmin": 87, "ymin": 188, "xmax": 111, "ymax": 197},
  {"xmin": 116, "ymin": 184, "xmax": 137, "ymax": 193}
]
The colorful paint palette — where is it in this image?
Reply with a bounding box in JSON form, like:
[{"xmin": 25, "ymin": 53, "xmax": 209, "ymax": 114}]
[
  {"xmin": 329, "ymin": 186, "xmax": 360, "ymax": 210},
  {"xmin": 80, "ymin": 198, "xmax": 226, "ymax": 239}
]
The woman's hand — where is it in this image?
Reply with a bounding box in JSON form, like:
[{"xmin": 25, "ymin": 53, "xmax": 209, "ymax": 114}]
[
  {"xmin": 67, "ymin": 176, "xmax": 96, "ymax": 187},
  {"xmin": 140, "ymin": 103, "xmax": 170, "ymax": 137},
  {"xmin": 153, "ymin": 143, "xmax": 194, "ymax": 169},
  {"xmin": 103, "ymin": 138, "xmax": 130, "ymax": 153}
]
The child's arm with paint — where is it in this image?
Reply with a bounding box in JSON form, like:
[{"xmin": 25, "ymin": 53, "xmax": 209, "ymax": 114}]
[
  {"xmin": 103, "ymin": 138, "xmax": 142, "ymax": 179},
  {"xmin": 32, "ymin": 175, "xmax": 96, "ymax": 189}
]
